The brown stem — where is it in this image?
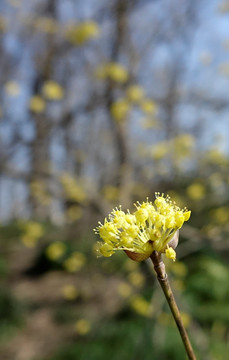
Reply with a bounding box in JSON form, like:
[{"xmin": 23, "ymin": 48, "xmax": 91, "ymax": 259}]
[{"xmin": 150, "ymin": 251, "xmax": 197, "ymax": 360}]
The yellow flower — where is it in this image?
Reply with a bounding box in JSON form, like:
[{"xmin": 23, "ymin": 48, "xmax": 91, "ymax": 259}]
[
  {"xmin": 165, "ymin": 247, "xmax": 176, "ymax": 261},
  {"xmin": 96, "ymin": 62, "xmax": 128, "ymax": 83},
  {"xmin": 117, "ymin": 282, "xmax": 132, "ymax": 298},
  {"xmin": 64, "ymin": 252, "xmax": 86, "ymax": 272},
  {"xmin": 206, "ymin": 148, "xmax": 227, "ymax": 166},
  {"xmin": 110, "ymin": 99, "xmax": 130, "ymax": 122},
  {"xmin": 151, "ymin": 141, "xmax": 170, "ymax": 160},
  {"xmin": 29, "ymin": 96, "xmax": 46, "ymax": 113},
  {"xmin": 61, "ymin": 285, "xmax": 78, "ymax": 300},
  {"xmin": 211, "ymin": 207, "xmax": 229, "ymax": 224},
  {"xmin": 42, "ymin": 81, "xmax": 64, "ymax": 100},
  {"xmin": 30, "ymin": 180, "xmax": 50, "ymax": 205},
  {"xmin": 67, "ymin": 206, "xmax": 83, "ymax": 222},
  {"xmin": 128, "ymin": 271, "xmax": 145, "ymax": 287},
  {"xmin": 172, "ymin": 134, "xmax": 195, "ymax": 158},
  {"xmin": 75, "ymin": 319, "xmax": 91, "ymax": 335},
  {"xmin": 187, "ymin": 183, "xmax": 206, "ymax": 200},
  {"xmin": 21, "ymin": 221, "xmax": 44, "ymax": 248},
  {"xmin": 126, "ymin": 85, "xmax": 144, "ymax": 103},
  {"xmin": 140, "ymin": 99, "xmax": 157, "ymax": 114},
  {"xmin": 60, "ymin": 174, "xmax": 87, "ymax": 203},
  {"xmin": 94, "ymin": 193, "xmax": 191, "ymax": 261},
  {"xmin": 23, "ymin": 221, "xmax": 44, "ymax": 239},
  {"xmin": 130, "ymin": 295, "xmax": 151, "ymax": 317},
  {"xmin": 66, "ymin": 21, "xmax": 100, "ymax": 45},
  {"xmin": 46, "ymin": 241, "xmax": 66, "ymax": 261}
]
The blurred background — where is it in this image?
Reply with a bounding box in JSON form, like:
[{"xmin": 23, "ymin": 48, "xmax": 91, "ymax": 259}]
[{"xmin": 0, "ymin": 0, "xmax": 229, "ymax": 359}]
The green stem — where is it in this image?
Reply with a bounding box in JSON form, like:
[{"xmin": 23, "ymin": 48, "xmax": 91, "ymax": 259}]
[{"xmin": 150, "ymin": 251, "xmax": 197, "ymax": 360}]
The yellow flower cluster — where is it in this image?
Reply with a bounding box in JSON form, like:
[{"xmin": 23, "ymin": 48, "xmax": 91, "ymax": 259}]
[
  {"xmin": 96, "ymin": 62, "xmax": 128, "ymax": 83},
  {"xmin": 94, "ymin": 193, "xmax": 191, "ymax": 261},
  {"xmin": 110, "ymin": 99, "xmax": 130, "ymax": 122},
  {"xmin": 60, "ymin": 174, "xmax": 87, "ymax": 203},
  {"xmin": 30, "ymin": 180, "xmax": 50, "ymax": 204},
  {"xmin": 46, "ymin": 241, "xmax": 66, "ymax": 260},
  {"xmin": 29, "ymin": 96, "xmax": 46, "ymax": 113},
  {"xmin": 21, "ymin": 221, "xmax": 44, "ymax": 248},
  {"xmin": 66, "ymin": 21, "xmax": 100, "ymax": 45},
  {"xmin": 42, "ymin": 81, "xmax": 64, "ymax": 101}
]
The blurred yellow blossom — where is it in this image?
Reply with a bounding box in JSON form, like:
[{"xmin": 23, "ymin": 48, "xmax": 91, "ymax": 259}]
[
  {"xmin": 123, "ymin": 258, "xmax": 139, "ymax": 271},
  {"xmin": 130, "ymin": 295, "xmax": 152, "ymax": 317},
  {"xmin": 126, "ymin": 85, "xmax": 144, "ymax": 103},
  {"xmin": 110, "ymin": 99, "xmax": 130, "ymax": 122},
  {"xmin": 21, "ymin": 221, "xmax": 44, "ymax": 248},
  {"xmin": 140, "ymin": 99, "xmax": 157, "ymax": 114},
  {"xmin": 117, "ymin": 282, "xmax": 132, "ymax": 298},
  {"xmin": 42, "ymin": 81, "xmax": 64, "ymax": 100},
  {"xmin": 46, "ymin": 241, "xmax": 66, "ymax": 261},
  {"xmin": 151, "ymin": 141, "xmax": 170, "ymax": 160},
  {"xmin": 64, "ymin": 252, "xmax": 86, "ymax": 272},
  {"xmin": 211, "ymin": 207, "xmax": 229, "ymax": 225},
  {"xmin": 66, "ymin": 21, "xmax": 99, "ymax": 45},
  {"xmin": 173, "ymin": 134, "xmax": 195, "ymax": 158},
  {"xmin": 187, "ymin": 183, "xmax": 206, "ymax": 200},
  {"xmin": 128, "ymin": 271, "xmax": 145, "ymax": 287},
  {"xmin": 75, "ymin": 319, "xmax": 91, "ymax": 335},
  {"xmin": 61, "ymin": 285, "xmax": 78, "ymax": 300},
  {"xmin": 23, "ymin": 221, "xmax": 44, "ymax": 238},
  {"xmin": 66, "ymin": 206, "xmax": 83, "ymax": 222},
  {"xmin": 60, "ymin": 174, "xmax": 87, "ymax": 203},
  {"xmin": 102, "ymin": 185, "xmax": 119, "ymax": 201},
  {"xmin": 5, "ymin": 81, "xmax": 21, "ymax": 96},
  {"xmin": 29, "ymin": 96, "xmax": 46, "ymax": 113},
  {"xmin": 206, "ymin": 148, "xmax": 227, "ymax": 166},
  {"xmin": 30, "ymin": 180, "xmax": 50, "ymax": 205},
  {"xmin": 96, "ymin": 62, "xmax": 128, "ymax": 83}
]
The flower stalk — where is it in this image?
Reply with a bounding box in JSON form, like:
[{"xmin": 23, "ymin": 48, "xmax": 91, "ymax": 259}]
[
  {"xmin": 150, "ymin": 251, "xmax": 196, "ymax": 360},
  {"xmin": 94, "ymin": 193, "xmax": 197, "ymax": 359}
]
